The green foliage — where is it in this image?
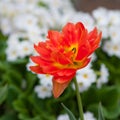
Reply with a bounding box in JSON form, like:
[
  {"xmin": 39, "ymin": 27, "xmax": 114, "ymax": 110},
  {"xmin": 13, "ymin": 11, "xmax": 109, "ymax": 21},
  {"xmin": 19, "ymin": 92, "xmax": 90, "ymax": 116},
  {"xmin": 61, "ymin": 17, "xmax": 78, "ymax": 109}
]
[
  {"xmin": 83, "ymin": 86, "xmax": 120, "ymax": 119},
  {"xmin": 61, "ymin": 103, "xmax": 76, "ymax": 120},
  {"xmin": 0, "ymin": 85, "xmax": 8, "ymax": 104},
  {"xmin": 98, "ymin": 103, "xmax": 105, "ymax": 120}
]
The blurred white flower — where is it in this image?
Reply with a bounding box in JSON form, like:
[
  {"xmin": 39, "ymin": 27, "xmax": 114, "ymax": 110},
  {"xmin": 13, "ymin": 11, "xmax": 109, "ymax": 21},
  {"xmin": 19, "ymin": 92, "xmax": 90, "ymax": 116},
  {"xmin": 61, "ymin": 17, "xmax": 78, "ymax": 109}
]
[
  {"xmin": 39, "ymin": 0, "xmax": 74, "ymax": 27},
  {"xmin": 109, "ymin": 26, "xmax": 120, "ymax": 43},
  {"xmin": 13, "ymin": 13, "xmax": 38, "ymax": 31},
  {"xmin": 97, "ymin": 64, "xmax": 109, "ymax": 88},
  {"xmin": 6, "ymin": 45, "xmax": 19, "ymax": 61},
  {"xmin": 6, "ymin": 33, "xmax": 20, "ymax": 61},
  {"xmin": 27, "ymin": 26, "xmax": 47, "ymax": 43},
  {"xmin": 18, "ymin": 41, "xmax": 33, "ymax": 58},
  {"xmin": 0, "ymin": 18, "xmax": 13, "ymax": 35},
  {"xmin": 57, "ymin": 114, "xmax": 69, "ymax": 120},
  {"xmin": 34, "ymin": 85, "xmax": 52, "ymax": 99},
  {"xmin": 36, "ymin": 7, "xmax": 54, "ymax": 28},
  {"xmin": 58, "ymin": 112, "xmax": 96, "ymax": 120},
  {"xmin": 43, "ymin": 0, "xmax": 74, "ymax": 11},
  {"xmin": 6, "ymin": 33, "xmax": 20, "ymax": 45},
  {"xmin": 37, "ymin": 74, "xmax": 53, "ymax": 87},
  {"xmin": 49, "ymin": 8, "xmax": 70, "ymax": 27},
  {"xmin": 72, "ymin": 67, "xmax": 96, "ymax": 92},
  {"xmin": 108, "ymin": 10, "xmax": 120, "ymax": 26},
  {"xmin": 70, "ymin": 12, "xmax": 95, "ymax": 31},
  {"xmin": 90, "ymin": 53, "xmax": 97, "ymax": 62},
  {"xmin": 103, "ymin": 41, "xmax": 120, "ymax": 58},
  {"xmin": 10, "ymin": 0, "xmax": 39, "ymax": 5},
  {"xmin": 0, "ymin": 2, "xmax": 17, "ymax": 18},
  {"xmin": 92, "ymin": 7, "xmax": 109, "ymax": 26},
  {"xmin": 83, "ymin": 111, "xmax": 96, "ymax": 120},
  {"xmin": 97, "ymin": 25, "xmax": 109, "ymax": 39}
]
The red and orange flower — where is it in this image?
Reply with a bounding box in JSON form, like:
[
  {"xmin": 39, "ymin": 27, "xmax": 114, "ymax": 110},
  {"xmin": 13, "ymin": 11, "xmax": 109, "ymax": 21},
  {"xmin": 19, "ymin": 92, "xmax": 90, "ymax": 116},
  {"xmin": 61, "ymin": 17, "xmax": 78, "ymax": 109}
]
[{"xmin": 30, "ymin": 22, "xmax": 102, "ymax": 98}]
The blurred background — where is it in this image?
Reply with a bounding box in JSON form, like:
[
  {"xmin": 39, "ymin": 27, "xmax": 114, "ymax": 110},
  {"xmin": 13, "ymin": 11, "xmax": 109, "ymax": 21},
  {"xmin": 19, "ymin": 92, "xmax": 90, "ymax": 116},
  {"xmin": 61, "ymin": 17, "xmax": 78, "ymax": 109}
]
[
  {"xmin": 74, "ymin": 0, "xmax": 120, "ymax": 12},
  {"xmin": 0, "ymin": 0, "xmax": 120, "ymax": 120}
]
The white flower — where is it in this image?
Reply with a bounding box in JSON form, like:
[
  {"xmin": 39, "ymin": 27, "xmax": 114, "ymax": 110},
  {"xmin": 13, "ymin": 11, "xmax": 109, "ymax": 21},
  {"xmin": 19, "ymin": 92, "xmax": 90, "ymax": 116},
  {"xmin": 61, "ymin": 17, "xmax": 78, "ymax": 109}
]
[
  {"xmin": 97, "ymin": 25, "xmax": 109, "ymax": 39},
  {"xmin": 92, "ymin": 7, "xmax": 109, "ymax": 26},
  {"xmin": 0, "ymin": 1, "xmax": 17, "ymax": 18},
  {"xmin": 103, "ymin": 41, "xmax": 120, "ymax": 58},
  {"xmin": 57, "ymin": 114, "xmax": 69, "ymax": 120},
  {"xmin": 43, "ymin": 0, "xmax": 73, "ymax": 11},
  {"xmin": 72, "ymin": 67, "xmax": 96, "ymax": 92},
  {"xmin": 108, "ymin": 10, "xmax": 120, "ymax": 26},
  {"xmin": 102, "ymin": 40, "xmax": 111, "ymax": 56},
  {"xmin": 49, "ymin": 8, "xmax": 69, "ymax": 27},
  {"xmin": 38, "ymin": 0, "xmax": 74, "ymax": 27},
  {"xmin": 0, "ymin": 18, "xmax": 13, "ymax": 35},
  {"xmin": 69, "ymin": 12, "xmax": 95, "ymax": 31},
  {"xmin": 97, "ymin": 64, "xmax": 109, "ymax": 88},
  {"xmin": 10, "ymin": 0, "xmax": 38, "ymax": 5},
  {"xmin": 18, "ymin": 41, "xmax": 33, "ymax": 58},
  {"xmin": 6, "ymin": 33, "xmax": 20, "ymax": 45},
  {"xmin": 34, "ymin": 85, "xmax": 52, "ymax": 99},
  {"xmin": 91, "ymin": 53, "xmax": 97, "ymax": 62},
  {"xmin": 6, "ymin": 45, "xmax": 19, "ymax": 61},
  {"xmin": 13, "ymin": 13, "xmax": 38, "ymax": 31},
  {"xmin": 35, "ymin": 7, "xmax": 54, "ymax": 27},
  {"xmin": 84, "ymin": 111, "xmax": 96, "ymax": 120},
  {"xmin": 109, "ymin": 26, "xmax": 120, "ymax": 43},
  {"xmin": 6, "ymin": 33, "xmax": 20, "ymax": 61},
  {"xmin": 37, "ymin": 74, "xmax": 53, "ymax": 87},
  {"xmin": 58, "ymin": 112, "xmax": 96, "ymax": 120},
  {"xmin": 27, "ymin": 26, "xmax": 47, "ymax": 43}
]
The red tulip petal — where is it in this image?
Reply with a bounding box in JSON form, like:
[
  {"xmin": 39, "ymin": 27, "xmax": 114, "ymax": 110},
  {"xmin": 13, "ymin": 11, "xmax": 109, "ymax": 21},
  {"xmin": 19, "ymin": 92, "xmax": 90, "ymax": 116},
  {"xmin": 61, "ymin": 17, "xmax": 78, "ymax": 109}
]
[
  {"xmin": 53, "ymin": 73, "xmax": 75, "ymax": 83},
  {"xmin": 34, "ymin": 44, "xmax": 51, "ymax": 59},
  {"xmin": 51, "ymin": 52, "xmax": 72, "ymax": 65},
  {"xmin": 76, "ymin": 41, "xmax": 91, "ymax": 60},
  {"xmin": 30, "ymin": 56, "xmax": 52, "ymax": 66},
  {"xmin": 29, "ymin": 66, "xmax": 44, "ymax": 74},
  {"xmin": 42, "ymin": 66, "xmax": 60, "ymax": 74},
  {"xmin": 47, "ymin": 30, "xmax": 61, "ymax": 46},
  {"xmin": 88, "ymin": 28, "xmax": 102, "ymax": 48},
  {"xmin": 79, "ymin": 58, "xmax": 91, "ymax": 69},
  {"xmin": 62, "ymin": 23, "xmax": 77, "ymax": 46},
  {"xmin": 56, "ymin": 69, "xmax": 76, "ymax": 76}
]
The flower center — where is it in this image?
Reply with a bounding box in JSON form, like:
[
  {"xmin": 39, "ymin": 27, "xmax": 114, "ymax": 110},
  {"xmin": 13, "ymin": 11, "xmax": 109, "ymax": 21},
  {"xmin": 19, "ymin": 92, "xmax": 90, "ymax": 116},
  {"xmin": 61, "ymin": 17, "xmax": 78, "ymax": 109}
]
[
  {"xmin": 42, "ymin": 87, "xmax": 48, "ymax": 92},
  {"xmin": 72, "ymin": 47, "xmax": 76, "ymax": 54},
  {"xmin": 83, "ymin": 74, "xmax": 88, "ymax": 79}
]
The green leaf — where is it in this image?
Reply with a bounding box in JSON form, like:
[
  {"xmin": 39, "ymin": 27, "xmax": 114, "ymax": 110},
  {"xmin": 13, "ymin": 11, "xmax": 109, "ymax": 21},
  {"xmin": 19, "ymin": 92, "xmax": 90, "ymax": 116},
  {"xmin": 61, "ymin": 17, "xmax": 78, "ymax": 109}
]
[
  {"xmin": 0, "ymin": 85, "xmax": 8, "ymax": 104},
  {"xmin": 103, "ymin": 104, "xmax": 120, "ymax": 119},
  {"xmin": 19, "ymin": 114, "xmax": 42, "ymax": 120},
  {"xmin": 98, "ymin": 103, "xmax": 105, "ymax": 120},
  {"xmin": 99, "ymin": 86, "xmax": 119, "ymax": 107},
  {"xmin": 61, "ymin": 103, "xmax": 76, "ymax": 120},
  {"xmin": 82, "ymin": 86, "xmax": 119, "ymax": 108},
  {"xmin": 0, "ymin": 113, "xmax": 17, "ymax": 120}
]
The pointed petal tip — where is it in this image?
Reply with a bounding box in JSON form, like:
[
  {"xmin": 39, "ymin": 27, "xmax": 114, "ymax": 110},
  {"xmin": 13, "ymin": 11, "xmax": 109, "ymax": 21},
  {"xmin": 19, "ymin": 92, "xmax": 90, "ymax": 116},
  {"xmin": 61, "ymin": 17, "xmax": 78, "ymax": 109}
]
[{"xmin": 52, "ymin": 79, "xmax": 71, "ymax": 98}]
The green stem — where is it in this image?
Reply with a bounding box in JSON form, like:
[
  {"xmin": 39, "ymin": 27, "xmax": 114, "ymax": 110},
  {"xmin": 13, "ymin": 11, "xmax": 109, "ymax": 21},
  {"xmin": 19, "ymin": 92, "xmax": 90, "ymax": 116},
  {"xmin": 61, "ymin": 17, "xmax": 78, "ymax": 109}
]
[{"xmin": 73, "ymin": 77, "xmax": 84, "ymax": 120}]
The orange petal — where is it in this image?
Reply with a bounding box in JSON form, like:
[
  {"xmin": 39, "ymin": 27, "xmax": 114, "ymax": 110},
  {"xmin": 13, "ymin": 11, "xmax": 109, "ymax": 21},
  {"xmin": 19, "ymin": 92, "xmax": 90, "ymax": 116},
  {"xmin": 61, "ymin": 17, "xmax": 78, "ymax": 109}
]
[{"xmin": 52, "ymin": 79, "xmax": 71, "ymax": 98}]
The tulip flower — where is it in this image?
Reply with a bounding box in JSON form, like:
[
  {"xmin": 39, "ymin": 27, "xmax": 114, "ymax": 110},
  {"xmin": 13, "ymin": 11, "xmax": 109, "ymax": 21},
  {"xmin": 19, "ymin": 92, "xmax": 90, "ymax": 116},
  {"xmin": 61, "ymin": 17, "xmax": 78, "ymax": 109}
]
[{"xmin": 30, "ymin": 22, "xmax": 102, "ymax": 98}]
